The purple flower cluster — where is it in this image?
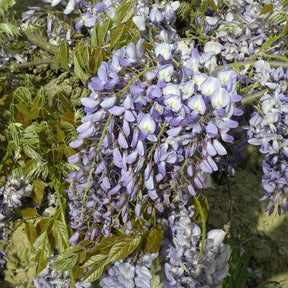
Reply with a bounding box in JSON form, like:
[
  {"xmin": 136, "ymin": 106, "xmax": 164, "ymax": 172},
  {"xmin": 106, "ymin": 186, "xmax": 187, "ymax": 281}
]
[
  {"xmin": 163, "ymin": 204, "xmax": 231, "ymax": 287},
  {"xmin": 133, "ymin": 0, "xmax": 180, "ymax": 36},
  {"xmin": 22, "ymin": 0, "xmax": 122, "ymax": 46},
  {"xmin": 247, "ymin": 61, "xmax": 288, "ymax": 214},
  {"xmin": 0, "ymin": 176, "xmax": 34, "ymax": 272},
  {"xmin": 0, "ymin": 176, "xmax": 33, "ymax": 209},
  {"xmin": 100, "ymin": 253, "xmax": 157, "ymax": 288},
  {"xmin": 195, "ymin": 0, "xmax": 287, "ymax": 62},
  {"xmin": 66, "ymin": 26, "xmax": 242, "ymax": 240}
]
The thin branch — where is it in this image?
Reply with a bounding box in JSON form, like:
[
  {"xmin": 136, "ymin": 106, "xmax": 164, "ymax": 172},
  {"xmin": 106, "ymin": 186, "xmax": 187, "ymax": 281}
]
[
  {"xmin": 0, "ymin": 59, "xmax": 54, "ymax": 72},
  {"xmin": 21, "ymin": 30, "xmax": 58, "ymax": 55}
]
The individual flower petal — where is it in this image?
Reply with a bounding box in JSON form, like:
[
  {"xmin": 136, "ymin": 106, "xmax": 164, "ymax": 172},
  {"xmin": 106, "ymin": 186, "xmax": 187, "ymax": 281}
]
[
  {"xmin": 213, "ymin": 139, "xmax": 227, "ymax": 155},
  {"xmin": 188, "ymin": 95, "xmax": 206, "ymax": 115},
  {"xmin": 108, "ymin": 106, "xmax": 125, "ymax": 116},
  {"xmin": 211, "ymin": 87, "xmax": 230, "ymax": 108},
  {"xmin": 118, "ymin": 132, "xmax": 129, "ymax": 149},
  {"xmin": 69, "ymin": 139, "xmax": 83, "ymax": 149},
  {"xmin": 138, "ymin": 113, "xmax": 156, "ymax": 134},
  {"xmin": 126, "ymin": 150, "xmax": 138, "ymax": 164}
]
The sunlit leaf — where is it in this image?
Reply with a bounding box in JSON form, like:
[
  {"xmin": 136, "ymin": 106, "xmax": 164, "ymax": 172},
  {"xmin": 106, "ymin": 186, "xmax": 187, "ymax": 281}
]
[
  {"xmin": 81, "ymin": 254, "xmax": 107, "ymax": 269},
  {"xmin": 52, "ymin": 220, "xmax": 69, "ymax": 253},
  {"xmin": 89, "ymin": 233, "xmax": 126, "ymax": 255},
  {"xmin": 53, "ymin": 245, "xmax": 86, "ymax": 272},
  {"xmin": 15, "ymin": 102, "xmax": 29, "ymax": 114},
  {"xmin": 28, "ymin": 106, "xmax": 40, "ymax": 120},
  {"xmin": 33, "ymin": 232, "xmax": 51, "ymax": 275},
  {"xmin": 83, "ymin": 261, "xmax": 107, "ymax": 283},
  {"xmin": 115, "ymin": 0, "xmax": 134, "ymax": 23},
  {"xmin": 108, "ymin": 235, "xmax": 141, "ymax": 262}
]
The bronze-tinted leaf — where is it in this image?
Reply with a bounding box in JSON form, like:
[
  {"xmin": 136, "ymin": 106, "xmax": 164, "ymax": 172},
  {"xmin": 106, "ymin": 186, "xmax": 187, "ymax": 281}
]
[
  {"xmin": 21, "ymin": 207, "xmax": 37, "ymax": 218},
  {"xmin": 143, "ymin": 225, "xmax": 163, "ymax": 254},
  {"xmin": 32, "ymin": 178, "xmax": 45, "ymax": 206},
  {"xmin": 259, "ymin": 3, "xmax": 273, "ymax": 15},
  {"xmin": 25, "ymin": 222, "xmax": 37, "ymax": 246}
]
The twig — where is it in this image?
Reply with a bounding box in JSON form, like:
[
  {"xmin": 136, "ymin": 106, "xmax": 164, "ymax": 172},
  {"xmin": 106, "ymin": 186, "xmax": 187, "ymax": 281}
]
[
  {"xmin": 21, "ymin": 30, "xmax": 58, "ymax": 55},
  {"xmin": 0, "ymin": 59, "xmax": 54, "ymax": 72}
]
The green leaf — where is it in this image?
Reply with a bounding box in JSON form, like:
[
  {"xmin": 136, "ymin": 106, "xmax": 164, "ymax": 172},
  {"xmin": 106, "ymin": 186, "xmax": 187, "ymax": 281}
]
[
  {"xmin": 59, "ymin": 41, "xmax": 69, "ymax": 70},
  {"xmin": 150, "ymin": 256, "xmax": 164, "ymax": 288},
  {"xmin": 115, "ymin": 0, "xmax": 134, "ymax": 23},
  {"xmin": 56, "ymin": 126, "xmax": 66, "ymax": 142},
  {"xmin": 33, "ymin": 232, "xmax": 51, "ymax": 275},
  {"xmin": 25, "ymin": 222, "xmax": 38, "ymax": 246},
  {"xmin": 108, "ymin": 235, "xmax": 141, "ymax": 262},
  {"xmin": 28, "ymin": 106, "xmax": 40, "ymax": 120},
  {"xmin": 23, "ymin": 144, "xmax": 43, "ymax": 162},
  {"xmin": 120, "ymin": 4, "xmax": 134, "ymax": 23},
  {"xmin": 83, "ymin": 261, "xmax": 107, "ymax": 283},
  {"xmin": 143, "ymin": 225, "xmax": 163, "ymax": 254},
  {"xmin": 73, "ymin": 52, "xmax": 89, "ymax": 84},
  {"xmin": 89, "ymin": 234, "xmax": 126, "ymax": 255},
  {"xmin": 81, "ymin": 254, "xmax": 107, "ymax": 269},
  {"xmin": 98, "ymin": 19, "xmax": 111, "ymax": 46},
  {"xmin": 0, "ymin": 23, "xmax": 20, "ymax": 40},
  {"xmin": 53, "ymin": 245, "xmax": 86, "ymax": 272},
  {"xmin": 110, "ymin": 24, "xmax": 126, "ymax": 49},
  {"xmin": 53, "ymin": 251, "xmax": 78, "ymax": 273},
  {"xmin": 64, "ymin": 146, "xmax": 75, "ymax": 158},
  {"xmin": 13, "ymin": 86, "xmax": 32, "ymax": 103},
  {"xmin": 15, "ymin": 102, "xmax": 29, "ymax": 114},
  {"xmin": 54, "ymin": 49, "xmax": 61, "ymax": 73},
  {"xmin": 259, "ymin": 3, "xmax": 273, "ymax": 15},
  {"xmin": 52, "ymin": 220, "xmax": 69, "ymax": 253},
  {"xmin": 91, "ymin": 23, "xmax": 99, "ymax": 46}
]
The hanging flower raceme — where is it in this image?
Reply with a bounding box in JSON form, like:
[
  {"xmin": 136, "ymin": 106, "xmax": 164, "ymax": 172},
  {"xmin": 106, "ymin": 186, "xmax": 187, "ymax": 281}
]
[{"xmin": 66, "ymin": 33, "xmax": 242, "ymax": 241}]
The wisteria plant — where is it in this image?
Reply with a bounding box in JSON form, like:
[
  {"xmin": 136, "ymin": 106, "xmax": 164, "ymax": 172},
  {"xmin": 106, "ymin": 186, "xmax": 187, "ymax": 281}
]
[{"xmin": 0, "ymin": 0, "xmax": 288, "ymax": 287}]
